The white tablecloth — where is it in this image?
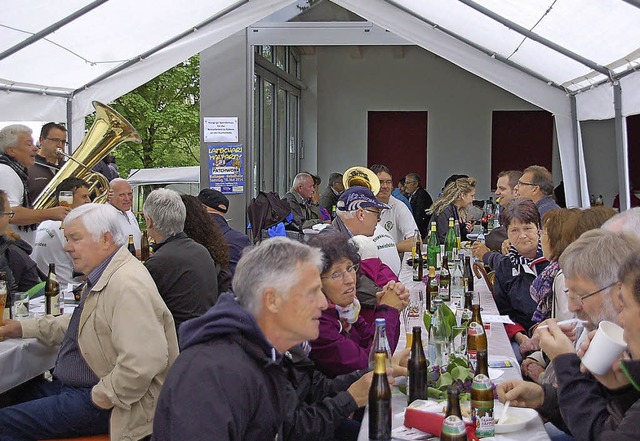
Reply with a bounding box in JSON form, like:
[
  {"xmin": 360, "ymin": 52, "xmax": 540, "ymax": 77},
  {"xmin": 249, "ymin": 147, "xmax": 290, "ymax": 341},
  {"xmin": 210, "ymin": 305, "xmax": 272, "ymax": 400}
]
[
  {"xmin": 358, "ymin": 255, "xmax": 550, "ymax": 440},
  {"xmin": 0, "ymin": 292, "xmax": 77, "ymax": 394}
]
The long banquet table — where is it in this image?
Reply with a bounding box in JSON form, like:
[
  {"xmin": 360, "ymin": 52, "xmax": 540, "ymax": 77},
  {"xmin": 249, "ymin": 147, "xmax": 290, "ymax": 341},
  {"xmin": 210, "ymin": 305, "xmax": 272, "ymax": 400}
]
[
  {"xmin": 357, "ymin": 254, "xmax": 550, "ymax": 440},
  {"xmin": 0, "ymin": 293, "xmax": 76, "ymax": 395}
]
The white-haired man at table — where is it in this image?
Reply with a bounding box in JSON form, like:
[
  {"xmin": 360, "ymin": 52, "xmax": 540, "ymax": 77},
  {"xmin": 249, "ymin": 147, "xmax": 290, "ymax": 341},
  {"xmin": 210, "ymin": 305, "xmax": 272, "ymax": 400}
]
[
  {"xmin": 0, "ymin": 203, "xmax": 178, "ymax": 441},
  {"xmin": 498, "ymin": 230, "xmax": 640, "ymax": 439}
]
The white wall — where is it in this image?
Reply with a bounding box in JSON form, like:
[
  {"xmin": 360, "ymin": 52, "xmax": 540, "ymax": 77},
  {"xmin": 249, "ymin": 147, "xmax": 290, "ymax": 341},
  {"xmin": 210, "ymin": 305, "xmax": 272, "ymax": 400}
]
[
  {"xmin": 580, "ymin": 119, "xmax": 619, "ymax": 207},
  {"xmin": 301, "ymin": 45, "xmax": 547, "ymax": 200}
]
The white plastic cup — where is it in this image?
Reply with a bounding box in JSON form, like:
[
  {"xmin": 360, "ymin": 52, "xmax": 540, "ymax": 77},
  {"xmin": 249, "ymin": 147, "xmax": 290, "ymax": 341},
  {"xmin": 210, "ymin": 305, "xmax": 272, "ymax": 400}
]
[{"xmin": 581, "ymin": 321, "xmax": 627, "ymax": 376}]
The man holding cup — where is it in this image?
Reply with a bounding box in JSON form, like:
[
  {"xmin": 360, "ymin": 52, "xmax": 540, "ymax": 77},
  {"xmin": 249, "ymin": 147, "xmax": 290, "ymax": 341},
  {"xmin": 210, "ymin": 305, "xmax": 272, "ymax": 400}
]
[{"xmin": 497, "ymin": 230, "xmax": 640, "ymax": 438}]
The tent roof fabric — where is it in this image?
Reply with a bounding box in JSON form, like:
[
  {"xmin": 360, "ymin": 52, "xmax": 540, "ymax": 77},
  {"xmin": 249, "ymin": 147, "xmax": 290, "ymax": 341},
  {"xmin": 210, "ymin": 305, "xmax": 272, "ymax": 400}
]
[{"xmin": 1, "ymin": 0, "xmax": 639, "ymax": 121}]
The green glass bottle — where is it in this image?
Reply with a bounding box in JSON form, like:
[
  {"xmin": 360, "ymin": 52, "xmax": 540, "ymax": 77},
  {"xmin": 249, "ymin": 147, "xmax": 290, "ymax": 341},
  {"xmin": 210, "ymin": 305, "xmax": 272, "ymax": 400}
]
[
  {"xmin": 427, "ymin": 222, "xmax": 439, "ymax": 268},
  {"xmin": 445, "ymin": 217, "xmax": 457, "ymax": 262}
]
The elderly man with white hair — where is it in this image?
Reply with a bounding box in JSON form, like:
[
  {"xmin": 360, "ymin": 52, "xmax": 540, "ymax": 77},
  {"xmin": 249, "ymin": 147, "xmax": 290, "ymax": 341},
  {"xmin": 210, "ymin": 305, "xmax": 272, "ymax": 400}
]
[
  {"xmin": 143, "ymin": 188, "xmax": 220, "ymax": 334},
  {"xmin": 0, "ymin": 124, "xmax": 70, "ymax": 246},
  {"xmin": 0, "ymin": 203, "xmax": 178, "ymax": 441}
]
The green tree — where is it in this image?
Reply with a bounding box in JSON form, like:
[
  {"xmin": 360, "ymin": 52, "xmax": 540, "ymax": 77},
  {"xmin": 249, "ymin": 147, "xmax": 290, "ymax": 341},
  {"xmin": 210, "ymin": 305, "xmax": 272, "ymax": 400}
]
[{"xmin": 100, "ymin": 55, "xmax": 201, "ymax": 178}]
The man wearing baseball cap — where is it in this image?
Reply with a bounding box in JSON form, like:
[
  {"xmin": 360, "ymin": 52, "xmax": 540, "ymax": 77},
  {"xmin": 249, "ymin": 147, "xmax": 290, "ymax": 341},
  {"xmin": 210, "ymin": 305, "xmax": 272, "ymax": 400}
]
[{"xmin": 197, "ymin": 188, "xmax": 251, "ymax": 275}]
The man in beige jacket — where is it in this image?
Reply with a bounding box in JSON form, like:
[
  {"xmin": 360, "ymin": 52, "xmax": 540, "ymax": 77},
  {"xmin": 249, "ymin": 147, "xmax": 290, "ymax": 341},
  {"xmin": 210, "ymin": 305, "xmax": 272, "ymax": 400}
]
[{"xmin": 0, "ymin": 203, "xmax": 178, "ymax": 441}]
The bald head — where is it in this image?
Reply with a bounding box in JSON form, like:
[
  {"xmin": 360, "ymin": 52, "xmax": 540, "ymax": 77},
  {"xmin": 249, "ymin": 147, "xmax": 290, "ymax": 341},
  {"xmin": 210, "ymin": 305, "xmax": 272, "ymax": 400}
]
[{"xmin": 109, "ymin": 178, "xmax": 133, "ymax": 212}]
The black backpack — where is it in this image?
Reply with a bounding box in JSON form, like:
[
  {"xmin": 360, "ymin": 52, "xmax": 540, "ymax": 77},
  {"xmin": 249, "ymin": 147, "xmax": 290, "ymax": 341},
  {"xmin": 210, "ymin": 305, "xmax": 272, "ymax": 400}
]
[{"xmin": 246, "ymin": 191, "xmax": 292, "ymax": 242}]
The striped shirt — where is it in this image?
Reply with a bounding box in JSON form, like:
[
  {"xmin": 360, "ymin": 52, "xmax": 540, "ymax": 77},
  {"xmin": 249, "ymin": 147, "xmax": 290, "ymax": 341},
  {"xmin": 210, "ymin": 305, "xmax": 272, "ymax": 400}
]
[{"xmin": 54, "ymin": 251, "xmax": 117, "ymax": 387}]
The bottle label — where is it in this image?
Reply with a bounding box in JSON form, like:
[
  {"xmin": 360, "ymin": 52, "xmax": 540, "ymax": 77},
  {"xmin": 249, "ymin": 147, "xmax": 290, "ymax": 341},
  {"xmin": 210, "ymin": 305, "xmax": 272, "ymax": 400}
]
[
  {"xmin": 46, "ymin": 293, "xmax": 61, "ymax": 316},
  {"xmin": 468, "ymin": 322, "xmax": 484, "ymax": 336},
  {"xmin": 441, "ymin": 415, "xmax": 466, "ymax": 435},
  {"xmin": 472, "ymin": 374, "xmax": 495, "ymax": 437}
]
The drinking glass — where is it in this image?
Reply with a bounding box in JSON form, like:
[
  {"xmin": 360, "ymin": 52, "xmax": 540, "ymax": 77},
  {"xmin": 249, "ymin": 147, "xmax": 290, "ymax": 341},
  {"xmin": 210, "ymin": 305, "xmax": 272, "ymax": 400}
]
[
  {"xmin": 450, "ymin": 326, "xmax": 467, "ymax": 358},
  {"xmin": 12, "ymin": 292, "xmax": 29, "ymax": 319},
  {"xmin": 58, "ymin": 191, "xmax": 74, "ymax": 207}
]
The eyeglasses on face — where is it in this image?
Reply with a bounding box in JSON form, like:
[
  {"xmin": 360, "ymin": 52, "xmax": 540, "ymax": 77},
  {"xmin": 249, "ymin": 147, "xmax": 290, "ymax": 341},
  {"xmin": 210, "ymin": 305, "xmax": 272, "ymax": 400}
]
[
  {"xmin": 322, "ymin": 263, "xmax": 360, "ymax": 281},
  {"xmin": 517, "ymin": 180, "xmax": 537, "ymax": 187},
  {"xmin": 364, "ymin": 208, "xmax": 382, "ymax": 221},
  {"xmin": 565, "ymin": 281, "xmax": 618, "ymax": 307},
  {"xmin": 45, "ymin": 137, "xmax": 68, "ymax": 146},
  {"xmin": 379, "ymin": 179, "xmax": 394, "ymax": 186},
  {"xmin": 2, "ymin": 211, "xmax": 15, "ymax": 219}
]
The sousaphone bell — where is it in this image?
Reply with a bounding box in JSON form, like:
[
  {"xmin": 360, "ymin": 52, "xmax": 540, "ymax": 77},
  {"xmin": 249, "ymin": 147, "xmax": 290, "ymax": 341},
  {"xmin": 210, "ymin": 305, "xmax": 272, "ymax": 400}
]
[{"xmin": 342, "ymin": 166, "xmax": 380, "ymax": 195}]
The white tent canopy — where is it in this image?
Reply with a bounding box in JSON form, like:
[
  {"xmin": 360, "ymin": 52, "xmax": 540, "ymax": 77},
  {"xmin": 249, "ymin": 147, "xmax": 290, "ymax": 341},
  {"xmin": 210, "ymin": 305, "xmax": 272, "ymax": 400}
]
[{"xmin": 1, "ymin": 0, "xmax": 639, "ymax": 207}]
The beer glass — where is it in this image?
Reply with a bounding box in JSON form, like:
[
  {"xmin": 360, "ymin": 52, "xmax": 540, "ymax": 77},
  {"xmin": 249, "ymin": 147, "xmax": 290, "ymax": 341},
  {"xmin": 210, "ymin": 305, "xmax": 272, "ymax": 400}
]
[{"xmin": 58, "ymin": 191, "xmax": 74, "ymax": 207}]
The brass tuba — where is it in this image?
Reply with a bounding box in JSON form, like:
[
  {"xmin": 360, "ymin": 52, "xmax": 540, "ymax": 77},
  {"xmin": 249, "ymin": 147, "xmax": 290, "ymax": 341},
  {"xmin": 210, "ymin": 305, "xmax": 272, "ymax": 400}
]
[
  {"xmin": 33, "ymin": 101, "xmax": 142, "ymax": 209},
  {"xmin": 342, "ymin": 166, "xmax": 381, "ymax": 196}
]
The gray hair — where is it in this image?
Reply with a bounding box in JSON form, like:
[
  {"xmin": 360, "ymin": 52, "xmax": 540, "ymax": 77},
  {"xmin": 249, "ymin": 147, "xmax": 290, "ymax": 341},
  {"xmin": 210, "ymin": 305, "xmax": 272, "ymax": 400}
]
[
  {"xmin": 0, "ymin": 190, "xmax": 7, "ymax": 214},
  {"xmin": 523, "ymin": 165, "xmax": 554, "ymax": 196},
  {"xmin": 336, "ymin": 209, "xmax": 357, "ymax": 220},
  {"xmin": 559, "ymin": 229, "xmax": 640, "ymax": 288},
  {"xmin": 602, "ymin": 207, "xmax": 640, "ymax": 242},
  {"xmin": 0, "ymin": 124, "xmax": 32, "ymax": 154},
  {"xmin": 405, "ymin": 173, "xmax": 421, "ymax": 186},
  {"xmin": 143, "ymin": 188, "xmax": 185, "ymax": 237},
  {"xmin": 328, "ymin": 173, "xmax": 343, "ymax": 186},
  {"xmin": 291, "ymin": 173, "xmax": 312, "ymax": 191},
  {"xmin": 232, "ymin": 237, "xmax": 323, "ymax": 316},
  {"xmin": 64, "ymin": 203, "xmax": 127, "ymax": 247}
]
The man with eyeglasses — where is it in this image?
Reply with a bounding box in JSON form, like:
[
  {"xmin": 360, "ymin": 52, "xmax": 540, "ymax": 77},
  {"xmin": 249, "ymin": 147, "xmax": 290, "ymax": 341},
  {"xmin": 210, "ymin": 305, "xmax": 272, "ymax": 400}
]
[
  {"xmin": 26, "ymin": 122, "xmax": 68, "ymax": 202},
  {"xmin": 0, "ymin": 124, "xmax": 70, "ymax": 247},
  {"xmin": 515, "ymin": 165, "xmax": 560, "ymax": 218},
  {"xmin": 370, "ymin": 164, "xmax": 418, "ymax": 254},
  {"xmin": 404, "ymin": 173, "xmax": 433, "ymax": 239},
  {"xmin": 497, "ymin": 230, "xmax": 640, "ymax": 439}
]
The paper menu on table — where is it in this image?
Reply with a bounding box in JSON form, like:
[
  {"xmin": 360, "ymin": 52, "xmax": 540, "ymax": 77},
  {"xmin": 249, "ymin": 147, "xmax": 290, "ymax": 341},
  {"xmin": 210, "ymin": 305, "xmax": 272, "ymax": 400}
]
[{"xmin": 481, "ymin": 314, "xmax": 515, "ymax": 324}]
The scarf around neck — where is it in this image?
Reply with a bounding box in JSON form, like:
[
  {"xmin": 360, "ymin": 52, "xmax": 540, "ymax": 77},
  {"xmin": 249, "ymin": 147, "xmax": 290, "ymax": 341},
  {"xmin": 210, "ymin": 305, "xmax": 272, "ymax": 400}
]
[{"xmin": 0, "ymin": 154, "xmax": 37, "ymax": 232}]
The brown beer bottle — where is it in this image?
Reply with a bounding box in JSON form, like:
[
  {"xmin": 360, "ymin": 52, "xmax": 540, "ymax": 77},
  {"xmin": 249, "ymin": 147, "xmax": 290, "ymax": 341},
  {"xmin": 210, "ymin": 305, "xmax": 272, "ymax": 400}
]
[
  {"xmin": 408, "ymin": 326, "xmax": 428, "ymax": 404},
  {"xmin": 463, "ymin": 256, "xmax": 474, "ymax": 292},
  {"xmin": 369, "ymin": 351, "xmax": 392, "ymax": 440},
  {"xmin": 471, "ymin": 349, "xmax": 495, "ymax": 438},
  {"xmin": 467, "ymin": 304, "xmax": 487, "ymax": 370},
  {"xmin": 128, "ymin": 234, "xmax": 136, "ymax": 257},
  {"xmin": 461, "ymin": 291, "xmax": 473, "ymax": 328},
  {"xmin": 0, "ymin": 271, "xmax": 9, "ymax": 323},
  {"xmin": 140, "ymin": 230, "xmax": 150, "ymax": 262},
  {"xmin": 45, "ymin": 263, "xmax": 61, "ymax": 316},
  {"xmin": 413, "ymin": 230, "xmax": 424, "ymax": 282},
  {"xmin": 441, "ymin": 386, "xmax": 467, "ymax": 441},
  {"xmin": 427, "ymin": 266, "xmax": 438, "ymax": 314}
]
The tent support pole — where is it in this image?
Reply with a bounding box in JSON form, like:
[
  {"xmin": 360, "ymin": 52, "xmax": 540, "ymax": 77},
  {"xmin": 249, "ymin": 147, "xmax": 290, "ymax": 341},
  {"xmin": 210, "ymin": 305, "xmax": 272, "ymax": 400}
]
[
  {"xmin": 622, "ymin": 0, "xmax": 640, "ymax": 10},
  {"xmin": 458, "ymin": 0, "xmax": 612, "ymax": 79},
  {"xmin": 570, "ymin": 96, "xmax": 583, "ymax": 205},
  {"xmin": 66, "ymin": 99, "xmax": 73, "ymax": 155},
  {"xmin": 614, "ymin": 83, "xmax": 630, "ymax": 211},
  {"xmin": 0, "ymin": 0, "xmax": 108, "ymax": 62}
]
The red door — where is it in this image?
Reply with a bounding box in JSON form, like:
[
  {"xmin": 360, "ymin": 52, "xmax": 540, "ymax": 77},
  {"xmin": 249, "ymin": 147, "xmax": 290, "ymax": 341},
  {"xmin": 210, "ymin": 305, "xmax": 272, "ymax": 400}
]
[{"xmin": 367, "ymin": 111, "xmax": 428, "ymax": 183}]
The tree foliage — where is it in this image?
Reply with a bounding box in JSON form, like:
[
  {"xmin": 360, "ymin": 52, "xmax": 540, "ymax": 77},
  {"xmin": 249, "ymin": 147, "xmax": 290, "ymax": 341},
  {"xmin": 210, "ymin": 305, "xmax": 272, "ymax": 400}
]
[{"xmin": 97, "ymin": 55, "xmax": 201, "ymax": 178}]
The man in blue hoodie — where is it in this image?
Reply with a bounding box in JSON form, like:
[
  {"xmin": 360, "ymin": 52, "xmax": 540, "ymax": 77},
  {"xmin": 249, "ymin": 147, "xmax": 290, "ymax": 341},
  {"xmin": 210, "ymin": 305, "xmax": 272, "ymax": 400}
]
[{"xmin": 152, "ymin": 237, "xmax": 331, "ymax": 440}]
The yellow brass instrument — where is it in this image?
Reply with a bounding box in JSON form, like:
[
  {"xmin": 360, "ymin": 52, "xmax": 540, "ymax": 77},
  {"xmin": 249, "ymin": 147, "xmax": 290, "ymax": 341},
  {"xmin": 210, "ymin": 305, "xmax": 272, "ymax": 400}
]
[
  {"xmin": 342, "ymin": 166, "xmax": 380, "ymax": 195},
  {"xmin": 33, "ymin": 101, "xmax": 142, "ymax": 209}
]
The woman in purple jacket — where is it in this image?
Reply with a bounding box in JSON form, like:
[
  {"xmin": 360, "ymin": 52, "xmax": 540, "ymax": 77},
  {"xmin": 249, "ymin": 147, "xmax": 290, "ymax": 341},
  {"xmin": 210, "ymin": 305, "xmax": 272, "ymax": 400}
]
[{"xmin": 307, "ymin": 232, "xmax": 409, "ymax": 377}]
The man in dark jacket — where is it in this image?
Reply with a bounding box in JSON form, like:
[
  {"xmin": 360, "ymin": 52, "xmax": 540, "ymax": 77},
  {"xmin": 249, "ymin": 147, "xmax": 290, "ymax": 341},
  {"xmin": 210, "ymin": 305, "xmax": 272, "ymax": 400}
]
[
  {"xmin": 404, "ymin": 173, "xmax": 433, "ymax": 238},
  {"xmin": 319, "ymin": 172, "xmax": 344, "ymax": 216},
  {"xmin": 143, "ymin": 188, "xmax": 219, "ymax": 334},
  {"xmin": 27, "ymin": 122, "xmax": 67, "ymax": 202},
  {"xmin": 152, "ymin": 237, "xmax": 332, "ymax": 440},
  {"xmin": 197, "ymin": 188, "xmax": 251, "ymax": 274}
]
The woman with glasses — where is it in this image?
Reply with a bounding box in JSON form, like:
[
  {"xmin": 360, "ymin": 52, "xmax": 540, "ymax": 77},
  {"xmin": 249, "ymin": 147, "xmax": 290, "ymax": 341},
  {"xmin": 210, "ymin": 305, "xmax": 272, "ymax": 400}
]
[
  {"xmin": 307, "ymin": 232, "xmax": 409, "ymax": 377},
  {"xmin": 482, "ymin": 197, "xmax": 549, "ymax": 362},
  {"xmin": 0, "ymin": 189, "xmax": 42, "ymax": 292},
  {"xmin": 427, "ymin": 176, "xmax": 477, "ymax": 243}
]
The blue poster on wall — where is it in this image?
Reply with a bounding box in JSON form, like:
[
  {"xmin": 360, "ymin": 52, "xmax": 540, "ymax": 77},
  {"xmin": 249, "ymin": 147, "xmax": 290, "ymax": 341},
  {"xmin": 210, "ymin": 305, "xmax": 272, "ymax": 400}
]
[{"xmin": 207, "ymin": 144, "xmax": 244, "ymax": 194}]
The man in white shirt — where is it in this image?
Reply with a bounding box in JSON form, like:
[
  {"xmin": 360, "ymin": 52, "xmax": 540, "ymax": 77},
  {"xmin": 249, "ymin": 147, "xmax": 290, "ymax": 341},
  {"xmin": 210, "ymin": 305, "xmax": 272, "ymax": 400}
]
[
  {"xmin": 108, "ymin": 178, "xmax": 141, "ymax": 254},
  {"xmin": 33, "ymin": 177, "xmax": 92, "ymax": 287},
  {"xmin": 370, "ymin": 164, "xmax": 418, "ymax": 254},
  {"xmin": 0, "ymin": 124, "xmax": 69, "ymax": 247}
]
